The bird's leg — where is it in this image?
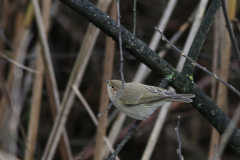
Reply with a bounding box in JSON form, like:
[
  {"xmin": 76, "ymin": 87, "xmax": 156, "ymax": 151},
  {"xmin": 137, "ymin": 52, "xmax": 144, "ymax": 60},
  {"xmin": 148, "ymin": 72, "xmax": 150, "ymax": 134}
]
[{"xmin": 128, "ymin": 120, "xmax": 142, "ymax": 132}]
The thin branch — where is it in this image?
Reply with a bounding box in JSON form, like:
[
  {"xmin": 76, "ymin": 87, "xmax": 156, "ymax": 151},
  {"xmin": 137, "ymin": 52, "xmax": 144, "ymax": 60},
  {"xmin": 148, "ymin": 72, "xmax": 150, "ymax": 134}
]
[
  {"xmin": 98, "ymin": 0, "xmax": 125, "ymax": 117},
  {"xmin": 176, "ymin": 0, "xmax": 209, "ymax": 72},
  {"xmin": 148, "ymin": 0, "xmax": 178, "ymax": 51},
  {"xmin": 155, "ymin": 28, "xmax": 240, "ymax": 98},
  {"xmin": 72, "ymin": 85, "xmax": 120, "ymax": 160},
  {"xmin": 211, "ymin": 144, "xmax": 218, "ymax": 160},
  {"xmin": 117, "ymin": 0, "xmax": 125, "ymax": 86},
  {"xmin": 182, "ymin": 0, "xmax": 222, "ymax": 76},
  {"xmin": 166, "ymin": 125, "xmax": 207, "ymax": 160},
  {"xmin": 103, "ymin": 112, "xmax": 125, "ymax": 159},
  {"xmin": 175, "ymin": 116, "xmax": 184, "ymax": 160},
  {"xmin": 217, "ymin": 102, "xmax": 240, "ymax": 159},
  {"xmin": 221, "ymin": 0, "xmax": 240, "ymax": 67},
  {"xmin": 132, "ymin": 0, "xmax": 137, "ymax": 37},
  {"xmin": 134, "ymin": 0, "xmax": 178, "ymax": 83},
  {"xmin": 0, "ymin": 51, "xmax": 38, "ymax": 73},
  {"xmin": 108, "ymin": 120, "xmax": 141, "ymax": 160}
]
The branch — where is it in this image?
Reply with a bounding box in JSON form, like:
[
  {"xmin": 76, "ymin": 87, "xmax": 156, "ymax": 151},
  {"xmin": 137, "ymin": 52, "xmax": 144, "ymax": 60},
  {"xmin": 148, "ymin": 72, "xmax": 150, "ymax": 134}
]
[
  {"xmin": 217, "ymin": 102, "xmax": 240, "ymax": 158},
  {"xmin": 108, "ymin": 120, "xmax": 141, "ymax": 160},
  {"xmin": 0, "ymin": 51, "xmax": 38, "ymax": 73},
  {"xmin": 175, "ymin": 116, "xmax": 184, "ymax": 160},
  {"xmin": 97, "ymin": 0, "xmax": 125, "ymax": 117},
  {"xmin": 59, "ymin": 0, "xmax": 240, "ymax": 155},
  {"xmin": 182, "ymin": 0, "xmax": 222, "ymax": 76},
  {"xmin": 132, "ymin": 0, "xmax": 137, "ymax": 37},
  {"xmin": 221, "ymin": 0, "xmax": 240, "ymax": 67}
]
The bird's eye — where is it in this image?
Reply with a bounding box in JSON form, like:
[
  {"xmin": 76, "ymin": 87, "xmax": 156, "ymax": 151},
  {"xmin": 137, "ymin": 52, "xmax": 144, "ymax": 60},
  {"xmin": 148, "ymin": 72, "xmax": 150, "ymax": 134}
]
[{"xmin": 111, "ymin": 86, "xmax": 114, "ymax": 89}]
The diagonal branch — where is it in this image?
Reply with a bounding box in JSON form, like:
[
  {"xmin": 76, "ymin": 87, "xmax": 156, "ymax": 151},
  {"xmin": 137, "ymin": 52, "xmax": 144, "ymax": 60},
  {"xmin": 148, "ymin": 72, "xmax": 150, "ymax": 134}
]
[
  {"xmin": 59, "ymin": 0, "xmax": 240, "ymax": 155},
  {"xmin": 182, "ymin": 0, "xmax": 222, "ymax": 76}
]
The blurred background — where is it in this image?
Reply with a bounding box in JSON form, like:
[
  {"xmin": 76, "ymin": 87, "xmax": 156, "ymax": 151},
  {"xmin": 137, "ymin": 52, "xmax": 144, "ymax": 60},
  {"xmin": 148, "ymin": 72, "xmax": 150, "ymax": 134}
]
[{"xmin": 0, "ymin": 0, "xmax": 240, "ymax": 159}]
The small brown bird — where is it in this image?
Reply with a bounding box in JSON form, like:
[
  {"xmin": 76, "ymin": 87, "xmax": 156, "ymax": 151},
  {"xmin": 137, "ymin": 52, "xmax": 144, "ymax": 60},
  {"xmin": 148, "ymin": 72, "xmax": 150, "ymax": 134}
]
[{"xmin": 105, "ymin": 79, "xmax": 195, "ymax": 120}]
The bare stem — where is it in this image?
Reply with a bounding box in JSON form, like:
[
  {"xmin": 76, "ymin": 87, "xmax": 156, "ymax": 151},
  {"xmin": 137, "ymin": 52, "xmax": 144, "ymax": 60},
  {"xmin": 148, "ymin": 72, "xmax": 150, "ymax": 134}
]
[
  {"xmin": 221, "ymin": 0, "xmax": 240, "ymax": 67},
  {"xmin": 132, "ymin": 0, "xmax": 137, "ymax": 37},
  {"xmin": 98, "ymin": 0, "xmax": 125, "ymax": 117},
  {"xmin": 116, "ymin": 0, "xmax": 125, "ymax": 87},
  {"xmin": 175, "ymin": 116, "xmax": 184, "ymax": 160},
  {"xmin": 155, "ymin": 27, "xmax": 240, "ymax": 98},
  {"xmin": 217, "ymin": 102, "xmax": 240, "ymax": 159},
  {"xmin": 0, "ymin": 51, "xmax": 38, "ymax": 73},
  {"xmin": 108, "ymin": 120, "xmax": 141, "ymax": 160}
]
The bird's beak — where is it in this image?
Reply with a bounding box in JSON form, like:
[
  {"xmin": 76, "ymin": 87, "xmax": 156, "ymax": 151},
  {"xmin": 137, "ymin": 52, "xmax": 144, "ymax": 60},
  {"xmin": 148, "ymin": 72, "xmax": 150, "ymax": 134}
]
[{"xmin": 104, "ymin": 78, "xmax": 109, "ymax": 83}]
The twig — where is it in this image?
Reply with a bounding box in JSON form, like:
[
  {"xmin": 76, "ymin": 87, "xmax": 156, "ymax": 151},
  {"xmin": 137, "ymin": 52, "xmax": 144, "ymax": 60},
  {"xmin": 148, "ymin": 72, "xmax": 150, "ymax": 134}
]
[
  {"xmin": 149, "ymin": 0, "xmax": 177, "ymax": 51},
  {"xmin": 72, "ymin": 85, "xmax": 120, "ymax": 160},
  {"xmin": 211, "ymin": 144, "xmax": 218, "ymax": 160},
  {"xmin": 134, "ymin": 0, "xmax": 178, "ymax": 83},
  {"xmin": 103, "ymin": 112, "xmax": 125, "ymax": 159},
  {"xmin": 98, "ymin": 0, "xmax": 125, "ymax": 117},
  {"xmin": 117, "ymin": 0, "xmax": 125, "ymax": 86},
  {"xmin": 108, "ymin": 120, "xmax": 141, "ymax": 160},
  {"xmin": 176, "ymin": 0, "xmax": 209, "ymax": 72},
  {"xmin": 175, "ymin": 116, "xmax": 183, "ymax": 160},
  {"xmin": 217, "ymin": 102, "xmax": 240, "ymax": 159},
  {"xmin": 0, "ymin": 51, "xmax": 38, "ymax": 73},
  {"xmin": 221, "ymin": 0, "xmax": 240, "ymax": 67},
  {"xmin": 155, "ymin": 28, "xmax": 240, "ymax": 98},
  {"xmin": 132, "ymin": 0, "xmax": 137, "ymax": 37},
  {"xmin": 182, "ymin": 0, "xmax": 222, "ymax": 76},
  {"xmin": 166, "ymin": 125, "xmax": 207, "ymax": 160}
]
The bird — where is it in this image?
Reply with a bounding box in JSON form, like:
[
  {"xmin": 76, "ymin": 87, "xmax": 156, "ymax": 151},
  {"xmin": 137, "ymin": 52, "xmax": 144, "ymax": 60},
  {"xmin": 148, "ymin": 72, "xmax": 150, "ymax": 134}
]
[{"xmin": 105, "ymin": 79, "xmax": 195, "ymax": 121}]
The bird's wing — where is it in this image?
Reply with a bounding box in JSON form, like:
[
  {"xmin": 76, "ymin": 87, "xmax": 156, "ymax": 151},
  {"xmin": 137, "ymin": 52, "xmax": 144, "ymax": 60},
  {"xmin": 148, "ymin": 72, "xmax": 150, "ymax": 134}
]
[{"xmin": 119, "ymin": 84, "xmax": 173, "ymax": 106}]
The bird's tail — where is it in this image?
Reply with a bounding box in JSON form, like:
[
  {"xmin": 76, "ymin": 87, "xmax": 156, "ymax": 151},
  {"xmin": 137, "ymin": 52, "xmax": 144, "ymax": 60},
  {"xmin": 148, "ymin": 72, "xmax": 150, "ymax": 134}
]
[{"xmin": 167, "ymin": 94, "xmax": 195, "ymax": 103}]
